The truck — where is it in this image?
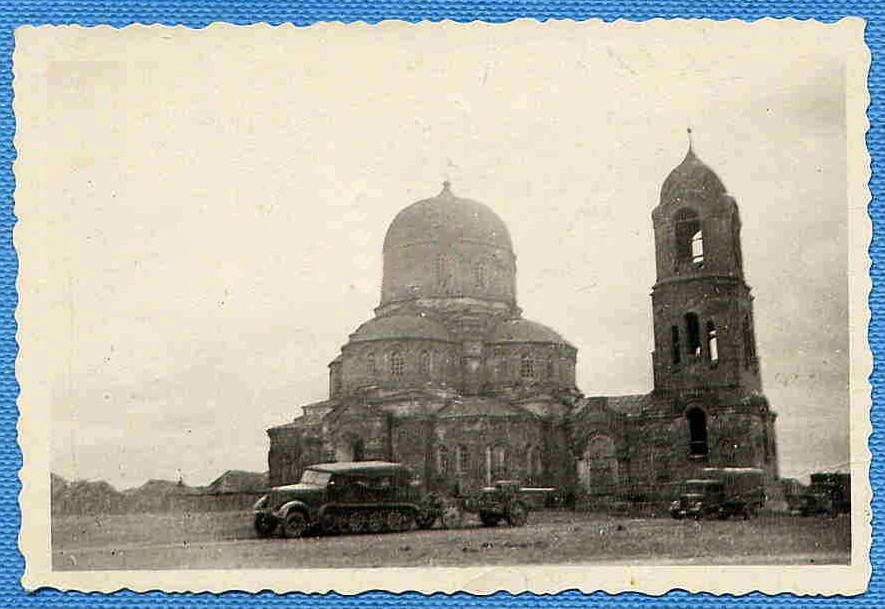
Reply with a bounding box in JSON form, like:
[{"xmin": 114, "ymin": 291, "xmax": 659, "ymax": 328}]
[
  {"xmin": 670, "ymin": 467, "xmax": 765, "ymax": 520},
  {"xmin": 459, "ymin": 480, "xmax": 535, "ymax": 527},
  {"xmin": 787, "ymin": 472, "xmax": 850, "ymax": 517}
]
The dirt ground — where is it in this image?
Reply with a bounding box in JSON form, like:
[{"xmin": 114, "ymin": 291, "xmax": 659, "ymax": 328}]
[{"xmin": 51, "ymin": 509, "xmax": 851, "ymax": 571}]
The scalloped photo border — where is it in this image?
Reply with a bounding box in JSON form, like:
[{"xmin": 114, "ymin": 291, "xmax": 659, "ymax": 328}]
[{"xmin": 1, "ymin": 1, "xmax": 881, "ymax": 608}]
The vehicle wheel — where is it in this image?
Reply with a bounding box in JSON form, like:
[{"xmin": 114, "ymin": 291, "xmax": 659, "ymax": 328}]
[
  {"xmin": 319, "ymin": 512, "xmax": 339, "ymax": 535},
  {"xmin": 386, "ymin": 510, "xmax": 408, "ymax": 533},
  {"xmin": 254, "ymin": 514, "xmax": 277, "ymax": 538},
  {"xmin": 505, "ymin": 502, "xmax": 528, "ymax": 527},
  {"xmin": 281, "ymin": 511, "xmax": 308, "ymax": 538},
  {"xmin": 440, "ymin": 506, "xmax": 464, "ymax": 530},
  {"xmin": 480, "ymin": 512, "xmax": 501, "ymax": 527},
  {"xmin": 348, "ymin": 511, "xmax": 368, "ymax": 535},
  {"xmin": 416, "ymin": 513, "xmax": 437, "ymax": 530},
  {"xmin": 367, "ymin": 511, "xmax": 386, "ymax": 534}
]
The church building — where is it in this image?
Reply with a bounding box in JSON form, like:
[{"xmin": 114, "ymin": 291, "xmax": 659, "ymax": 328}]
[{"xmin": 267, "ymin": 144, "xmax": 780, "ymax": 503}]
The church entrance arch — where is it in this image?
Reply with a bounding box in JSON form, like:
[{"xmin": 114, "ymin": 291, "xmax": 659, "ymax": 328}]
[
  {"xmin": 685, "ymin": 406, "xmax": 709, "ymax": 457},
  {"xmin": 577, "ymin": 434, "xmax": 619, "ymax": 496}
]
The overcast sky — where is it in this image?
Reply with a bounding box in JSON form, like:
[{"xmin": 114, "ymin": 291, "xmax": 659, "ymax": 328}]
[{"xmin": 15, "ymin": 20, "xmax": 860, "ymax": 488}]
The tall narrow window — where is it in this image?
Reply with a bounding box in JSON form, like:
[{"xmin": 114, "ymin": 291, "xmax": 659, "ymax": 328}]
[
  {"xmin": 434, "ymin": 255, "xmax": 446, "ymax": 288},
  {"xmin": 743, "ymin": 316, "xmax": 757, "ymax": 367},
  {"xmin": 686, "ymin": 407, "xmax": 709, "ymax": 457},
  {"xmin": 674, "ymin": 208, "xmax": 702, "ymax": 268},
  {"xmin": 330, "ymin": 369, "xmax": 341, "ymax": 396},
  {"xmin": 352, "ymin": 437, "xmax": 366, "ymax": 462},
  {"xmin": 390, "ymin": 350, "xmax": 405, "ymax": 377},
  {"xmin": 691, "ymin": 230, "xmax": 704, "ymax": 265},
  {"xmin": 367, "ymin": 352, "xmax": 376, "ymax": 376},
  {"xmin": 455, "ymin": 445, "xmax": 468, "ymax": 475},
  {"xmin": 492, "ymin": 444, "xmax": 509, "ymax": 478},
  {"xmin": 520, "ymin": 352, "xmax": 535, "ymax": 379},
  {"xmin": 706, "ymin": 320, "xmax": 719, "ymax": 365},
  {"xmin": 685, "ymin": 312, "xmax": 701, "ymax": 357},
  {"xmin": 671, "ymin": 325, "xmax": 682, "ymax": 365},
  {"xmin": 437, "ymin": 445, "xmax": 449, "ymax": 475},
  {"xmin": 419, "ymin": 350, "xmax": 431, "ymax": 376},
  {"xmin": 474, "ymin": 262, "xmax": 488, "ymax": 289}
]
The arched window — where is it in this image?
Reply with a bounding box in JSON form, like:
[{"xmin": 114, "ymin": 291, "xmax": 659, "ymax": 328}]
[
  {"xmin": 674, "ymin": 208, "xmax": 702, "ymax": 268},
  {"xmin": 520, "ymin": 352, "xmax": 535, "ymax": 379},
  {"xmin": 434, "ymin": 255, "xmax": 446, "ymax": 288},
  {"xmin": 330, "ymin": 369, "xmax": 341, "ymax": 396},
  {"xmin": 455, "ymin": 445, "xmax": 468, "ymax": 475},
  {"xmin": 492, "ymin": 444, "xmax": 509, "ymax": 479},
  {"xmin": 671, "ymin": 325, "xmax": 681, "ymax": 365},
  {"xmin": 390, "ymin": 350, "xmax": 405, "ymax": 377},
  {"xmin": 474, "ymin": 262, "xmax": 488, "ymax": 289},
  {"xmin": 419, "ymin": 350, "xmax": 431, "ymax": 376},
  {"xmin": 706, "ymin": 320, "xmax": 719, "ymax": 365},
  {"xmin": 526, "ymin": 445, "xmax": 543, "ymax": 479},
  {"xmin": 685, "ymin": 312, "xmax": 701, "ymax": 357},
  {"xmin": 437, "ymin": 445, "xmax": 449, "ymax": 475},
  {"xmin": 435, "ymin": 254, "xmax": 457, "ymax": 294},
  {"xmin": 367, "ymin": 351, "xmax": 376, "ymax": 376},
  {"xmin": 686, "ymin": 407, "xmax": 709, "ymax": 457},
  {"xmin": 691, "ymin": 230, "xmax": 704, "ymax": 265}
]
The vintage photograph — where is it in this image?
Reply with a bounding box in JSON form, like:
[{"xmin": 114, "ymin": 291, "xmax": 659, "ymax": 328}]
[{"xmin": 14, "ymin": 19, "xmax": 870, "ymax": 594}]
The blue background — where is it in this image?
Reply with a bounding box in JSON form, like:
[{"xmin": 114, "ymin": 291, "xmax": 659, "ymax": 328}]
[{"xmin": 0, "ymin": 1, "xmax": 880, "ymax": 607}]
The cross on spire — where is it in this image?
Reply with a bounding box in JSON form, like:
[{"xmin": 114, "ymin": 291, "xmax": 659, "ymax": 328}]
[{"xmin": 687, "ymin": 126, "xmax": 694, "ymax": 152}]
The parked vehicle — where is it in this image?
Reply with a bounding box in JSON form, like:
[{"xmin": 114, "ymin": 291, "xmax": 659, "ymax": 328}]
[
  {"xmin": 787, "ymin": 472, "xmax": 850, "ymax": 516},
  {"xmin": 252, "ymin": 461, "xmax": 444, "ymax": 538},
  {"xmin": 670, "ymin": 467, "xmax": 765, "ymax": 520},
  {"xmin": 460, "ymin": 480, "xmax": 532, "ymax": 527}
]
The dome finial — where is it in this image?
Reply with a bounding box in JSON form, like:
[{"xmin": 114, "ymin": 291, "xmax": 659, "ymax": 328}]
[
  {"xmin": 687, "ymin": 126, "xmax": 694, "ymax": 154},
  {"xmin": 440, "ymin": 180, "xmax": 452, "ymax": 197}
]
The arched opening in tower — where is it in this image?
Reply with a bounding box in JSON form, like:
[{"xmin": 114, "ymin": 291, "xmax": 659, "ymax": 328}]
[
  {"xmin": 691, "ymin": 230, "xmax": 704, "ymax": 265},
  {"xmin": 685, "ymin": 407, "xmax": 709, "ymax": 457},
  {"xmin": 673, "ymin": 208, "xmax": 703, "ymax": 268},
  {"xmin": 706, "ymin": 320, "xmax": 719, "ymax": 365}
]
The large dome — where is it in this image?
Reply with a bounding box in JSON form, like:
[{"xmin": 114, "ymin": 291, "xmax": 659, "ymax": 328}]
[
  {"xmin": 660, "ymin": 148, "xmax": 726, "ymax": 205},
  {"xmin": 379, "ymin": 183, "xmax": 518, "ymax": 308},
  {"xmin": 383, "ymin": 182, "xmax": 513, "ymax": 252}
]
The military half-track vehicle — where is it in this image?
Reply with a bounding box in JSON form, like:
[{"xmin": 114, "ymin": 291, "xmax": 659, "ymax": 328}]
[{"xmin": 252, "ymin": 461, "xmax": 445, "ymax": 538}]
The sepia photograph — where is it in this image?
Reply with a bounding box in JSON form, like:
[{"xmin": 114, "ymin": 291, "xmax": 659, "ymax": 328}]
[{"xmin": 13, "ymin": 18, "xmax": 870, "ymax": 595}]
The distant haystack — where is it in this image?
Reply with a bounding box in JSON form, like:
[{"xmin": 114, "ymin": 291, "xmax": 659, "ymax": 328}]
[{"xmin": 51, "ymin": 475, "xmax": 126, "ymax": 515}]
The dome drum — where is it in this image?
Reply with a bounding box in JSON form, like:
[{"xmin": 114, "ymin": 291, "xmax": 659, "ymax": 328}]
[{"xmin": 338, "ymin": 339, "xmax": 458, "ymax": 394}]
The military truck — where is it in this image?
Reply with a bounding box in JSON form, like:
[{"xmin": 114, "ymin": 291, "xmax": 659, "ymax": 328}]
[
  {"xmin": 460, "ymin": 480, "xmax": 532, "ymax": 527},
  {"xmin": 787, "ymin": 472, "xmax": 850, "ymax": 516},
  {"xmin": 670, "ymin": 467, "xmax": 765, "ymax": 520},
  {"xmin": 252, "ymin": 461, "xmax": 445, "ymax": 538}
]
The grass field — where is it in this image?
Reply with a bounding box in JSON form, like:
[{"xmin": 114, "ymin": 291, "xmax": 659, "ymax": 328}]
[{"xmin": 52, "ymin": 509, "xmax": 851, "ymax": 571}]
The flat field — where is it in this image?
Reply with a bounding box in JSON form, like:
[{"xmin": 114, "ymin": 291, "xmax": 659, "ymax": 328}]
[{"xmin": 52, "ymin": 509, "xmax": 851, "ymax": 571}]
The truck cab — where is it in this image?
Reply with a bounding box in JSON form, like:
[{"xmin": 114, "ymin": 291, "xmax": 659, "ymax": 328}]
[{"xmin": 670, "ymin": 467, "xmax": 765, "ymax": 520}]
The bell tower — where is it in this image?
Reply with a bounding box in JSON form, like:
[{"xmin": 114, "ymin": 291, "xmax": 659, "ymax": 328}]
[
  {"xmin": 648, "ymin": 138, "xmax": 778, "ymax": 482},
  {"xmin": 650, "ymin": 141, "xmax": 762, "ymax": 401}
]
